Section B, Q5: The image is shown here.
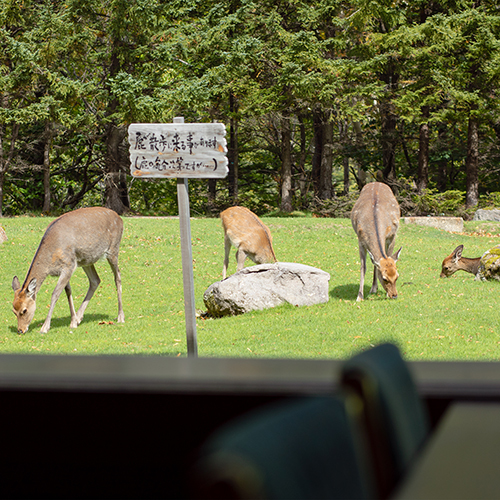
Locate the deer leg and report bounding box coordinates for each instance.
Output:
[223,236,232,279]
[370,266,379,295]
[236,247,247,272]
[107,255,125,323]
[41,271,74,333]
[74,264,101,326]
[357,245,366,302]
[64,282,79,328]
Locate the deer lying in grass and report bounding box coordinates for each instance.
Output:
[221,206,277,279]
[12,207,125,334]
[440,245,480,278]
[351,182,402,301]
[440,244,500,280]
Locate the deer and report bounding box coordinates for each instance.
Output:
[440,245,481,278]
[221,206,277,279]
[351,182,402,302]
[12,207,125,334]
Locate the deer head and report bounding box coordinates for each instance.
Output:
[440,245,463,278]
[12,277,37,334]
[368,247,402,299]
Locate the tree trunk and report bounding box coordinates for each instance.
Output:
[104,123,130,215]
[207,178,216,214]
[352,121,367,190]
[0,116,19,217]
[400,121,413,173]
[466,111,479,208]
[379,64,399,186]
[42,121,53,214]
[297,114,308,205]
[339,119,350,195]
[342,156,350,196]
[280,114,293,212]
[436,124,448,191]
[312,109,323,198]
[319,115,333,200]
[380,99,398,183]
[417,106,430,194]
[227,93,239,203]
[103,40,130,215]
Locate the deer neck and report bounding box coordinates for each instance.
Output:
[23,248,50,295]
[460,257,481,275]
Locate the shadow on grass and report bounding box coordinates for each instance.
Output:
[9,313,114,334]
[330,284,359,301]
[330,284,389,301]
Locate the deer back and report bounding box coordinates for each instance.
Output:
[351,183,400,259]
[351,183,401,295]
[24,207,123,283]
[221,206,276,263]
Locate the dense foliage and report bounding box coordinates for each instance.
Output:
[1,0,500,217]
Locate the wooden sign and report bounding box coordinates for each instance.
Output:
[128,122,228,178]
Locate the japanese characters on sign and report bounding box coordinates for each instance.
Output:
[128,123,228,179]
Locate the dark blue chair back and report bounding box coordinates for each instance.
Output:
[193,396,372,499]
[341,343,429,499]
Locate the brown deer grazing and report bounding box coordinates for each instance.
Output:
[440,245,481,278]
[351,182,402,301]
[221,206,277,279]
[12,207,125,334]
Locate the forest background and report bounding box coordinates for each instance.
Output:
[1,0,500,219]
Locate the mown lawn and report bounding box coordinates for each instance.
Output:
[0,214,499,361]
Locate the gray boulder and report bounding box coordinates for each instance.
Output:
[477,245,500,281]
[403,216,463,233]
[204,262,330,318]
[473,209,500,222]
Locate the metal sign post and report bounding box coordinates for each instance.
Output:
[128,118,228,357]
[176,175,197,357]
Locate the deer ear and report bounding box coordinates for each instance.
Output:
[367,250,379,267]
[12,276,20,292]
[27,278,37,298]
[393,246,402,262]
[452,245,463,262]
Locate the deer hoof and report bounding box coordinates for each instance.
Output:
[70,316,83,328]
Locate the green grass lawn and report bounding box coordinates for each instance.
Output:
[1,214,499,361]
